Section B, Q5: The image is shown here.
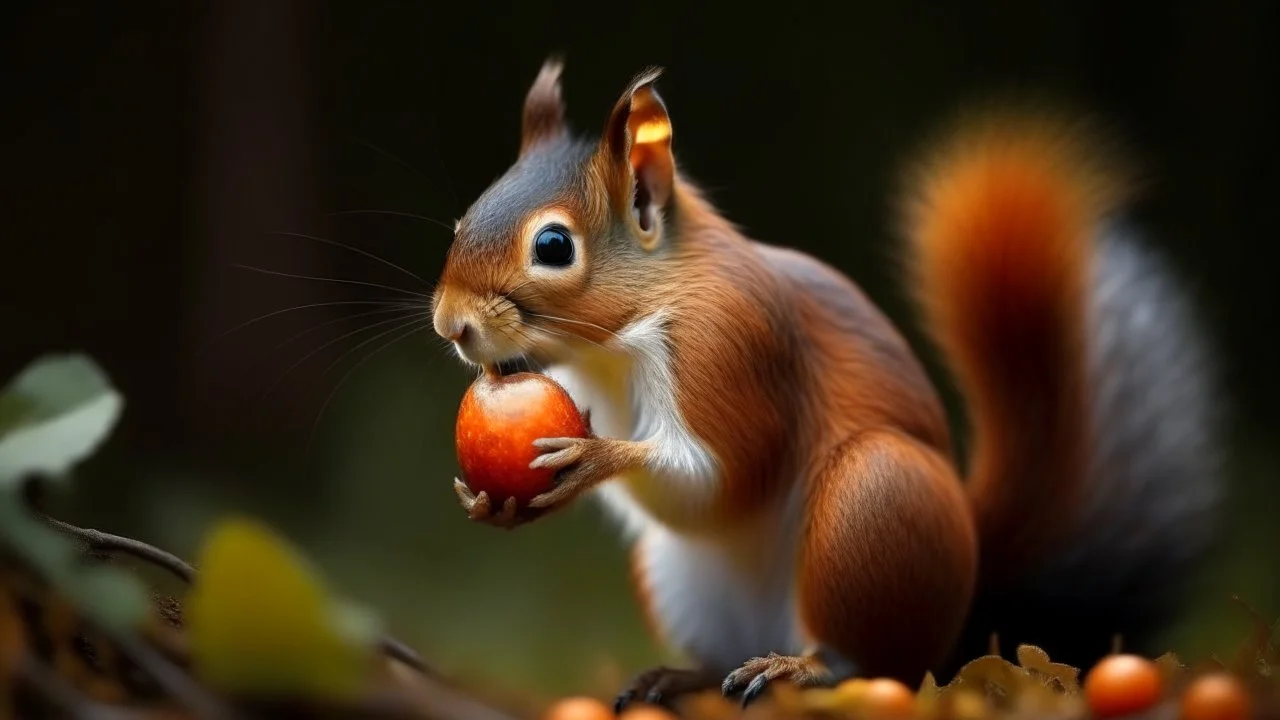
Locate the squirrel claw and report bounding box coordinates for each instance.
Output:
[527,437,591,509]
[453,477,476,503]
[527,481,580,509]
[453,478,521,528]
[722,653,833,708]
[529,437,586,471]
[615,666,718,713]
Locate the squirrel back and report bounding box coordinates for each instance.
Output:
[900,114,1224,672]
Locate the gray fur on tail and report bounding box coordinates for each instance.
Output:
[1055,221,1223,591]
[949,220,1226,674]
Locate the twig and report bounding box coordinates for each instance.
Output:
[34,509,436,677]
[381,636,430,674]
[39,515,196,583]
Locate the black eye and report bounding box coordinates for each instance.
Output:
[533,224,574,267]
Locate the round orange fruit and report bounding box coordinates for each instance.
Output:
[456,371,588,505]
[1180,672,1251,720]
[1084,654,1163,718]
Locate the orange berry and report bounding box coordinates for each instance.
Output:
[860,678,917,717]
[1180,672,1251,720]
[456,371,588,506]
[542,696,614,720]
[618,706,679,720]
[1084,654,1163,718]
[834,678,916,716]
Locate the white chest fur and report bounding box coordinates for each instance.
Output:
[543,312,806,669]
[543,312,720,535]
[633,487,806,671]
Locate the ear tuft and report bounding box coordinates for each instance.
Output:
[601,66,674,249]
[521,55,568,154]
[603,67,665,159]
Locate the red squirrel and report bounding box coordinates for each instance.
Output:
[432,59,1223,710]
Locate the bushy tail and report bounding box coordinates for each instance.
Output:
[899,113,1224,673]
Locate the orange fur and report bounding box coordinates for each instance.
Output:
[613,182,954,531]
[900,116,1125,583]
[799,430,977,682]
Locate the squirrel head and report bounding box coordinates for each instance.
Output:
[433,58,676,369]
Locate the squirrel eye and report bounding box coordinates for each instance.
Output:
[533,224,574,267]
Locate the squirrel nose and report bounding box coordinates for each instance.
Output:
[435,315,472,344]
[448,322,471,343]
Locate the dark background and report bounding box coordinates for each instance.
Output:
[1,0,1277,703]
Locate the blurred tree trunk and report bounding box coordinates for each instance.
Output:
[184,0,326,458]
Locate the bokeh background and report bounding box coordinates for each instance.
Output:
[1,0,1277,704]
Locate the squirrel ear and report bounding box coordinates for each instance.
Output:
[521,56,567,154]
[601,67,673,250]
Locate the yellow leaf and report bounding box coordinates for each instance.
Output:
[185,517,374,701]
[939,688,990,720]
[950,655,1029,707]
[1154,651,1189,691]
[1015,644,1080,693]
[917,671,940,699]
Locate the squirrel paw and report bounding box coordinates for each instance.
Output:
[722,653,834,707]
[614,666,720,713]
[452,478,522,529]
[526,437,609,509]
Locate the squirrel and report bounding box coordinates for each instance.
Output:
[432,58,1224,710]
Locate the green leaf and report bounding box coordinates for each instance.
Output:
[0,494,150,634]
[0,393,38,437]
[329,599,383,650]
[65,564,152,633]
[0,354,123,486]
[0,493,78,579]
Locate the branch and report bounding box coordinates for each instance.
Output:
[39,514,196,583]
[381,636,429,675]
[31,500,435,677]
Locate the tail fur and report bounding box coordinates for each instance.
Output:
[899,113,1224,673]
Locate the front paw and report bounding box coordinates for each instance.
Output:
[453,477,525,529]
[526,437,597,510]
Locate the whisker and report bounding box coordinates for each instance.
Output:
[201,299,419,350]
[305,318,433,456]
[505,321,576,367]
[517,318,609,353]
[271,304,427,353]
[268,230,431,285]
[348,132,459,218]
[254,309,429,409]
[504,278,535,297]
[232,263,431,299]
[318,311,432,378]
[326,209,455,235]
[418,334,453,378]
[524,311,622,341]
[350,136,433,188]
